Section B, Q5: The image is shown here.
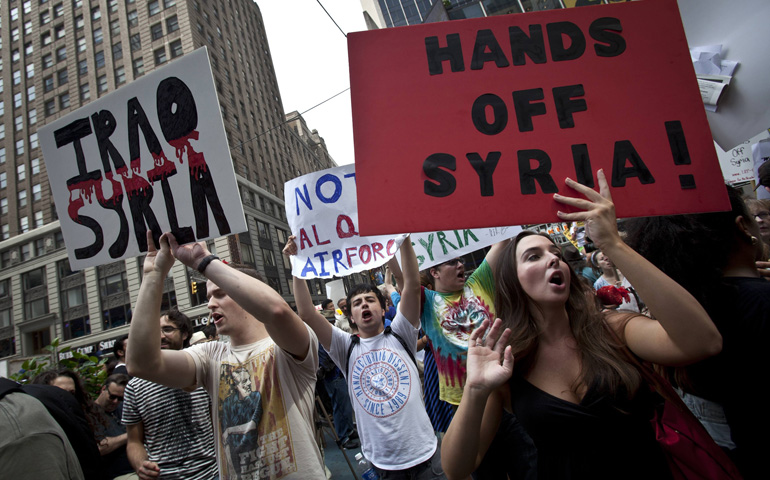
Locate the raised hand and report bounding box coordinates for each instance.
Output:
[166,233,211,270]
[465,318,514,395]
[282,234,298,257]
[553,169,622,252]
[142,231,175,277]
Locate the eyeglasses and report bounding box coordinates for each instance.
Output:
[441,258,465,267]
[754,211,770,220]
[160,326,180,335]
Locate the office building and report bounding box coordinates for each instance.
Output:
[0,0,336,366]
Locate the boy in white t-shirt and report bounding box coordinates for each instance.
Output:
[284,236,446,479]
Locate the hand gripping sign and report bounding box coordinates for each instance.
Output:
[349,0,729,236]
[284,165,407,279]
[39,47,246,270]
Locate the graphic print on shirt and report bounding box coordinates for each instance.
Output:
[217,348,296,480]
[351,347,412,418]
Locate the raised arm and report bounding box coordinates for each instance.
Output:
[283,235,334,350]
[443,319,512,478]
[484,238,512,274]
[386,257,404,292]
[167,234,309,359]
[554,169,722,366]
[397,236,421,328]
[127,232,197,388]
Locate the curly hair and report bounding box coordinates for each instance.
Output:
[494,231,641,399]
[32,367,105,438]
[163,307,193,348]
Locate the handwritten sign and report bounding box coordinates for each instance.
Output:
[405,226,522,270]
[39,48,246,270]
[284,165,407,279]
[349,0,729,236]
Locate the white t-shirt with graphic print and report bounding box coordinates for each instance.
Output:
[328,309,437,471]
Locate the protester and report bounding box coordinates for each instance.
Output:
[32,368,104,443]
[112,336,129,376]
[593,250,641,312]
[442,170,723,479]
[625,186,769,478]
[1,378,85,480]
[335,298,352,333]
[94,374,133,479]
[320,299,337,324]
[743,197,770,257]
[127,232,324,479]
[286,235,446,478]
[122,307,217,480]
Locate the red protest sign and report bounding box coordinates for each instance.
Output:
[349,0,728,236]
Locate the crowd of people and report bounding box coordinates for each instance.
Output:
[1,170,766,479]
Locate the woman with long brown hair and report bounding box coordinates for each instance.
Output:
[441,170,723,479]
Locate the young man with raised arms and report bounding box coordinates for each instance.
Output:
[127,231,324,480]
[285,236,446,479]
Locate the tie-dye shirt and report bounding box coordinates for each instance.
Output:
[421,260,496,405]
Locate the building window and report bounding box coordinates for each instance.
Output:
[257,220,270,239]
[91,6,101,21]
[77,37,86,52]
[98,74,108,93]
[166,15,179,33]
[45,99,56,116]
[262,248,276,267]
[14,92,23,109]
[108,0,117,13]
[32,158,41,175]
[26,63,35,79]
[16,139,25,156]
[25,298,49,319]
[130,33,141,51]
[127,10,138,27]
[43,53,54,68]
[30,133,39,150]
[151,23,163,40]
[33,184,42,201]
[95,50,105,68]
[78,59,88,75]
[56,46,67,62]
[61,285,86,308]
[19,190,28,208]
[112,41,123,60]
[0,173,5,189]
[28,85,36,101]
[13,70,22,86]
[75,15,84,29]
[148,0,160,16]
[170,39,183,58]
[34,210,44,227]
[63,316,91,340]
[93,27,103,45]
[110,19,120,36]
[55,24,66,39]
[163,0,175,8]
[80,82,90,101]
[154,47,167,65]
[100,271,127,297]
[132,57,144,77]
[59,93,70,109]
[0,198,7,215]
[0,147,4,164]
[29,108,37,125]
[25,41,35,56]
[15,116,24,132]
[57,68,68,85]
[44,75,55,91]
[41,11,51,25]
[54,3,64,17]
[115,66,125,85]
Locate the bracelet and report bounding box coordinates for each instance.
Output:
[196,255,220,274]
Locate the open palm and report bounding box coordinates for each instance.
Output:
[465,318,514,394]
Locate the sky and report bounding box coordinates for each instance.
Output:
[257,0,368,166]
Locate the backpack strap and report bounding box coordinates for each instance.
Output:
[384,326,418,369]
[345,334,361,375]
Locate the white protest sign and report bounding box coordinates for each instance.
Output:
[403,226,522,271]
[39,47,246,270]
[284,165,407,279]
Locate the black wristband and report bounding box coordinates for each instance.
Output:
[196,254,220,274]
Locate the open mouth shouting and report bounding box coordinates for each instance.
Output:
[210,312,224,325]
[548,271,565,287]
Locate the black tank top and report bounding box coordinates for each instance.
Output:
[509,376,673,480]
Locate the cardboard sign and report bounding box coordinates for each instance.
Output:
[349,0,729,236]
[39,48,246,270]
[405,226,522,271]
[284,165,407,279]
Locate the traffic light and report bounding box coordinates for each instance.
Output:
[191,281,197,294]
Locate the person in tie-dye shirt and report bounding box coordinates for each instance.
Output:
[420,241,510,406]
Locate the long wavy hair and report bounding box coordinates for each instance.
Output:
[33,367,105,437]
[494,231,641,398]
